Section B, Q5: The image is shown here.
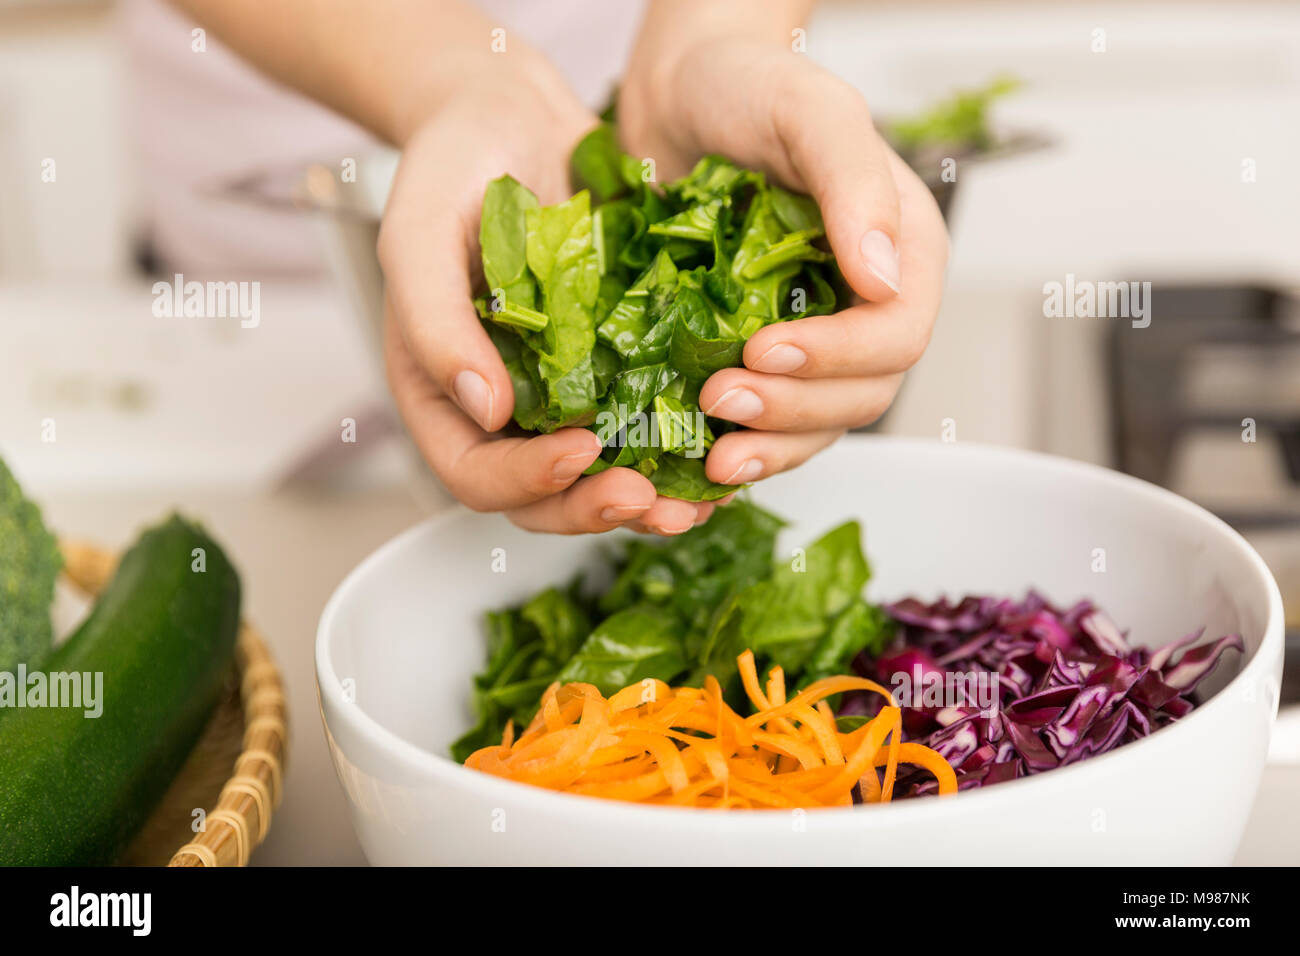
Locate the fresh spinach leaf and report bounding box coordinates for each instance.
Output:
[471,132,853,500]
[647,199,724,243]
[597,250,678,357]
[768,185,825,234]
[557,605,686,696]
[702,520,871,677]
[453,501,890,758]
[666,155,761,204]
[667,278,745,385]
[835,713,872,733]
[519,587,591,664]
[645,454,733,502]
[524,192,602,427]
[592,362,678,446]
[570,123,633,203]
[799,598,894,687]
[479,175,541,312]
[484,321,547,430]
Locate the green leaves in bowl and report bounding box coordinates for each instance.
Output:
[450,500,893,761]
[473,125,853,502]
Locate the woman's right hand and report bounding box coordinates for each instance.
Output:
[379,66,721,536]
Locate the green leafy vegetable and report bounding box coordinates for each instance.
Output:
[886,74,1020,155]
[645,455,731,502]
[519,587,591,663]
[478,175,540,316]
[556,606,686,695]
[0,456,61,674]
[699,520,871,681]
[473,124,854,501]
[449,500,893,760]
[800,599,893,687]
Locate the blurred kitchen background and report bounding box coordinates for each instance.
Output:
[2,0,1298,863]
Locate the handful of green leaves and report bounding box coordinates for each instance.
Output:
[474,124,852,503]
[451,500,892,761]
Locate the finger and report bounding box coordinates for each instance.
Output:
[742,307,927,379]
[505,468,658,534]
[744,152,949,379]
[626,498,721,536]
[624,496,708,536]
[386,317,604,510]
[700,367,902,432]
[378,197,513,433]
[773,66,902,302]
[704,429,846,485]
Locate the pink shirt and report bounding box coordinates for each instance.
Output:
[120,0,643,274]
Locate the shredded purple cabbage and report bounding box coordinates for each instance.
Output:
[843,592,1244,796]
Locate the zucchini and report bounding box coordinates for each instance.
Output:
[0,514,240,865]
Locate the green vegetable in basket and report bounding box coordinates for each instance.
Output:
[473,124,853,502]
[0,514,240,865]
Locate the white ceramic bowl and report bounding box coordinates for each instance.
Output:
[317,437,1283,865]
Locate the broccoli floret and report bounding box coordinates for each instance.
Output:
[0,457,61,673]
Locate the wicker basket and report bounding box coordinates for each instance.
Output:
[59,541,288,867]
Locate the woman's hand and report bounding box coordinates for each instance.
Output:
[169,0,719,534]
[380,66,724,535]
[619,1,949,487]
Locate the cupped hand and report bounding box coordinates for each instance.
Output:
[379,72,718,535]
[619,27,949,487]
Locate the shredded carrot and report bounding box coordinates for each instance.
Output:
[766,666,787,708]
[738,650,771,710]
[464,650,957,809]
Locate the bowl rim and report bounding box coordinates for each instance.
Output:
[315,436,1284,830]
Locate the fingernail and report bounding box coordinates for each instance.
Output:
[723,459,763,484]
[860,229,900,294]
[650,521,693,536]
[452,370,495,431]
[553,451,596,483]
[751,343,807,374]
[600,504,647,523]
[705,387,764,422]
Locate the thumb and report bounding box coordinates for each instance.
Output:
[377,207,515,434]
